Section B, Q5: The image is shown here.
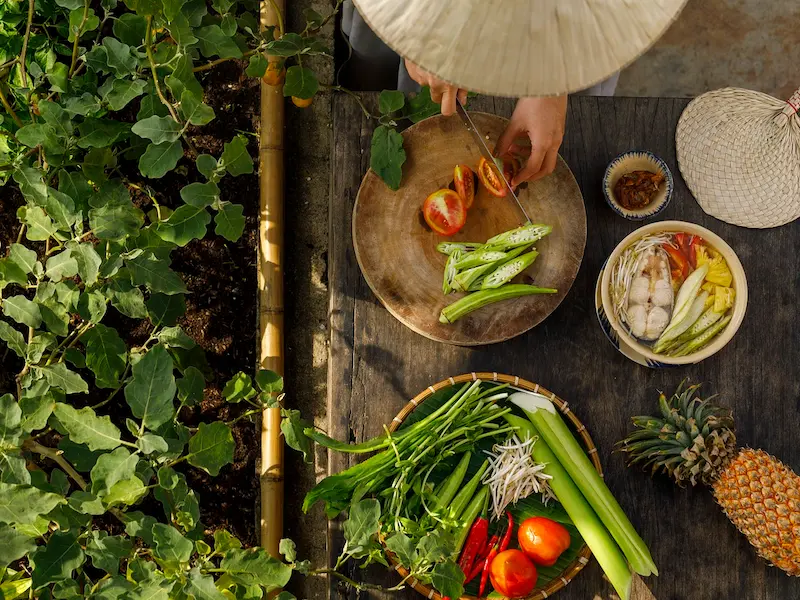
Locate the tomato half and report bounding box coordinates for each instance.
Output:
[422,189,466,236]
[452,164,476,209]
[489,549,538,598]
[477,157,516,198]
[663,243,690,282]
[518,517,571,567]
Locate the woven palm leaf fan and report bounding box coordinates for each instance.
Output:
[351,0,688,98]
[676,87,800,229]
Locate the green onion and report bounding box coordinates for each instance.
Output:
[439,284,557,324]
[505,414,633,600]
[508,392,658,577]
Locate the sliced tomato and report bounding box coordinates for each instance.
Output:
[489,549,538,598]
[663,243,690,281]
[422,189,466,236]
[451,164,476,209]
[518,517,571,567]
[477,156,514,198]
[673,232,691,256]
[688,236,704,269]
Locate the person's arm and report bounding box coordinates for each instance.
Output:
[404,59,467,116]
[494,96,567,185]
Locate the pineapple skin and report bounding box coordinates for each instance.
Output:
[712,448,800,576]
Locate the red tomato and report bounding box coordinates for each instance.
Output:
[452,164,476,209]
[688,236,704,269]
[662,243,689,281]
[489,549,537,598]
[422,189,466,236]
[673,232,691,256]
[517,517,571,567]
[477,157,516,198]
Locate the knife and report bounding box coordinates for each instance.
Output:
[455,99,532,224]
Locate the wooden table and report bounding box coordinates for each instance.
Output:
[326,94,800,599]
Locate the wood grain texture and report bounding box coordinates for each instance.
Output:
[327,94,800,600]
[353,112,586,345]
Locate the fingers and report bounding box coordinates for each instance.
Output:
[512,145,546,187]
[530,149,559,182]
[457,89,468,105]
[494,123,520,158]
[440,87,457,116]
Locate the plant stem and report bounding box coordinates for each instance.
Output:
[0,83,23,127]
[309,568,405,593]
[23,439,88,491]
[321,85,376,120]
[266,0,284,38]
[192,47,260,73]
[18,0,35,88]
[145,18,180,124]
[227,408,261,426]
[69,0,91,77]
[16,224,26,244]
[91,363,131,410]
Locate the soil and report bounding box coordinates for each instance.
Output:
[0,60,261,547]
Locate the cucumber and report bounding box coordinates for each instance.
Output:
[481,250,539,289]
[661,264,709,340]
[485,224,552,249]
[442,250,462,295]
[652,291,708,352]
[440,284,557,324]
[454,246,508,270]
[437,242,482,255]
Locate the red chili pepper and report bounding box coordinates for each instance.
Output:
[464,555,485,585]
[475,533,499,565]
[499,511,514,552]
[478,538,501,597]
[458,515,489,574]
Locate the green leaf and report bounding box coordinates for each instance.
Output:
[68,7,99,41]
[0,452,27,486]
[156,326,195,349]
[196,154,218,180]
[152,523,193,564]
[16,123,52,148]
[139,141,184,179]
[67,491,106,515]
[177,366,204,406]
[127,253,187,295]
[86,530,132,574]
[47,62,69,93]
[113,13,147,45]
[103,37,137,77]
[265,33,304,57]
[89,197,145,241]
[0,393,22,444]
[38,100,73,138]
[156,205,210,246]
[245,54,268,78]
[404,86,441,123]
[77,289,107,322]
[255,370,283,393]
[281,409,313,463]
[77,118,131,148]
[8,244,38,275]
[222,372,256,403]
[90,447,138,497]
[283,65,318,99]
[165,54,203,100]
[186,422,234,476]
[185,568,226,600]
[146,293,185,327]
[137,434,169,455]
[63,93,101,117]
[124,345,176,430]
[0,524,35,568]
[38,364,88,394]
[106,279,147,318]
[57,437,101,472]
[131,115,183,144]
[51,403,121,450]
[220,135,253,176]
[83,147,118,181]
[213,529,241,553]
[180,182,219,208]
[137,92,170,120]
[45,249,79,281]
[36,294,69,337]
[20,390,57,434]
[214,203,245,242]
[0,483,64,525]
[44,188,79,231]
[85,45,110,74]
[370,125,406,191]
[195,25,242,59]
[379,90,405,115]
[68,242,102,286]
[83,324,127,389]
[102,78,147,111]
[3,296,42,328]
[102,477,147,507]
[430,561,465,599]
[385,532,416,567]
[220,547,292,590]
[0,259,27,290]
[63,347,85,368]
[0,322,26,359]
[279,538,297,563]
[124,512,157,545]
[13,167,48,205]
[180,90,215,126]
[343,498,381,554]
[19,206,57,242]
[30,531,85,589]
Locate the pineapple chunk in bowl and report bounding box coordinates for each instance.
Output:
[599,221,748,366]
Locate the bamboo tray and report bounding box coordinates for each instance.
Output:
[353,113,587,346]
[385,373,601,600]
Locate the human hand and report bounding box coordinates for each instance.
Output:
[495,96,568,185]
[404,59,468,117]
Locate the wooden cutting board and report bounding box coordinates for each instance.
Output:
[353,112,587,346]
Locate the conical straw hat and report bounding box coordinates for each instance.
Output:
[351,0,688,97]
[676,86,800,229]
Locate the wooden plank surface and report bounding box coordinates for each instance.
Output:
[327,93,800,600]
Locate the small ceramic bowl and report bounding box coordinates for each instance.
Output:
[603,151,673,220]
[599,221,748,366]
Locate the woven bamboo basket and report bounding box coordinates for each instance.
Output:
[385,373,601,600]
[676,85,800,229]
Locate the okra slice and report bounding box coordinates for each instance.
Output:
[485,224,552,250]
[439,284,557,324]
[454,262,496,292]
[454,246,508,270]
[668,314,732,357]
[442,250,462,295]
[437,242,482,255]
[481,250,539,290]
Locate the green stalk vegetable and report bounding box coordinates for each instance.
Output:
[453,262,497,292]
[669,314,731,357]
[509,392,658,577]
[437,242,481,255]
[659,263,709,341]
[439,284,557,324]
[447,460,488,520]
[431,452,472,514]
[455,247,508,270]
[453,487,489,554]
[652,291,708,352]
[481,250,539,289]
[443,249,462,295]
[485,223,552,249]
[505,414,633,600]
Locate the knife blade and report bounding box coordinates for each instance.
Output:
[455,99,531,223]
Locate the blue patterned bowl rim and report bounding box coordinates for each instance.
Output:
[602,150,674,221]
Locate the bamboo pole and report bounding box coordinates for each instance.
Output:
[259,0,285,559]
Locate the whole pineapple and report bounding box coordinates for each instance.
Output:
[618,382,800,576]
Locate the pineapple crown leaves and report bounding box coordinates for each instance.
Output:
[617,381,738,487]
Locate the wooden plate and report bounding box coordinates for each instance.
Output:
[353,113,587,346]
